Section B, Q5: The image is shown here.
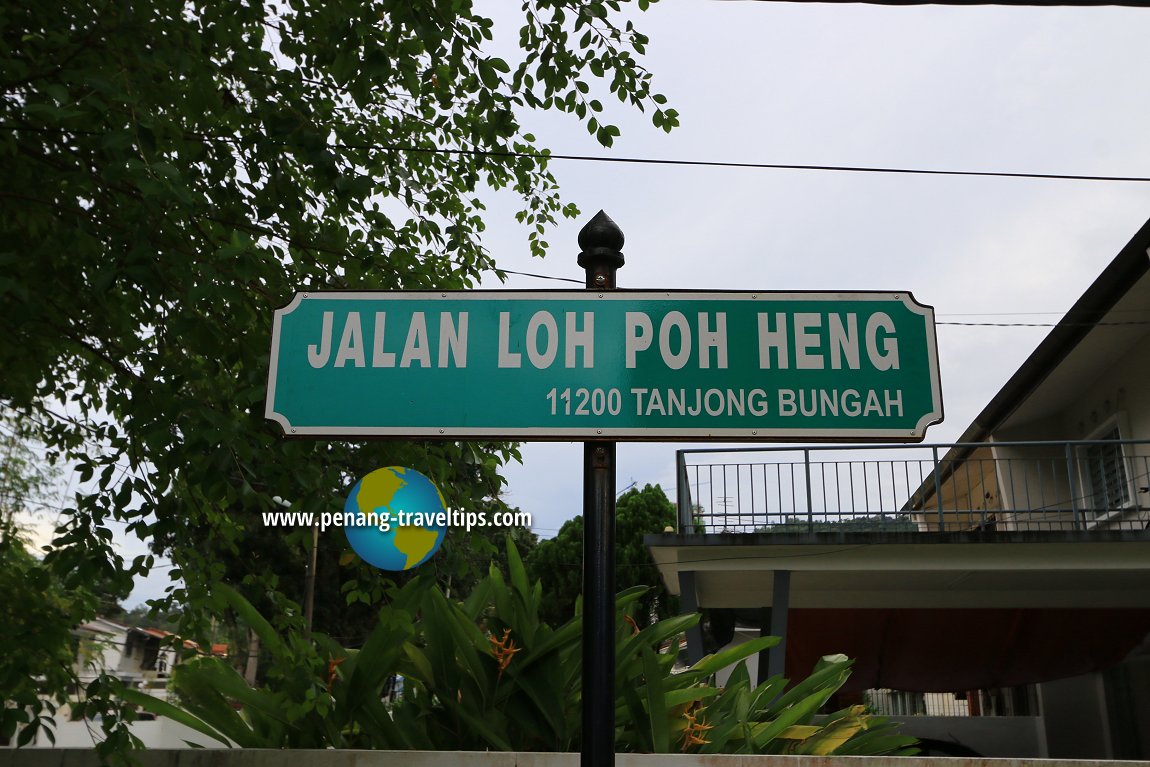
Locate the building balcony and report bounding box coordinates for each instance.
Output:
[675,439,1150,538]
[648,439,1150,725]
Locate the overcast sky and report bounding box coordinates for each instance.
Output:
[469,1,1150,539]
[36,2,1149,604]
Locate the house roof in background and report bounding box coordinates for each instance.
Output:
[76,617,129,635]
[81,618,229,657]
[959,214,1150,441]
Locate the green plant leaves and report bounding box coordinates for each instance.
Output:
[3,0,678,746]
[116,538,911,756]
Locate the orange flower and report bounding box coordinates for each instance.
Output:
[488,627,522,678]
[325,657,346,692]
[681,703,715,751]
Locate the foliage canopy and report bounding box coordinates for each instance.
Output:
[1,0,676,741]
[527,483,677,627]
[0,410,131,747]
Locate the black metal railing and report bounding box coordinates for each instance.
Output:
[675,440,1150,534]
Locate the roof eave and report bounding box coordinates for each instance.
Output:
[959,214,1150,444]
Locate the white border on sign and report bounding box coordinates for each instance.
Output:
[264,290,944,443]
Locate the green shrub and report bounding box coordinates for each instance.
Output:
[117,541,915,755]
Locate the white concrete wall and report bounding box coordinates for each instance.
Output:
[1060,332,1150,444]
[889,715,1046,759]
[1057,333,1150,529]
[989,441,1076,530]
[988,331,1150,531]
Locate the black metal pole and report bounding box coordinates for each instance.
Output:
[578,211,623,767]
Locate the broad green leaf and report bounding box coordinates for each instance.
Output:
[640,644,669,752]
[115,685,232,747]
[212,583,289,661]
[684,635,780,679]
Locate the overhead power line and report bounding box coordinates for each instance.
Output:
[497,269,581,285]
[358,144,1150,185]
[937,319,1150,328]
[8,122,1150,328]
[4,124,1150,184]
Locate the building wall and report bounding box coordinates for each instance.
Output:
[1103,650,1150,760]
[1059,333,1150,530]
[74,625,126,685]
[992,330,1150,757]
[1060,331,1150,443]
[1038,672,1112,760]
[909,446,1002,532]
[988,441,1075,532]
[986,331,1150,531]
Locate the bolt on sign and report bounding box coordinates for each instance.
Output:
[265,290,943,441]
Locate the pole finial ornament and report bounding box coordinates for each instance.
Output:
[578,210,625,272]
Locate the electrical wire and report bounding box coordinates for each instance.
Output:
[5,123,1150,184]
[7,122,1150,312]
[937,319,1150,327]
[495,269,581,285]
[490,270,1150,327]
[342,143,1150,185]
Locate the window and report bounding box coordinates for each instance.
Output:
[1079,423,1131,517]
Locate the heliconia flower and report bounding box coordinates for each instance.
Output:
[488,627,521,678]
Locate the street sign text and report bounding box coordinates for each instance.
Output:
[266,291,943,441]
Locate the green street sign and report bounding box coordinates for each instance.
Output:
[265,290,943,441]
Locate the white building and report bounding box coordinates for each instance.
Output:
[649,214,1150,759]
[8,618,228,749]
[73,618,184,698]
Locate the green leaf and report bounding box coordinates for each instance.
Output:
[767,654,852,713]
[686,635,780,678]
[212,582,290,661]
[641,644,670,752]
[506,536,531,603]
[165,662,263,747]
[2,0,683,749]
[115,684,232,747]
